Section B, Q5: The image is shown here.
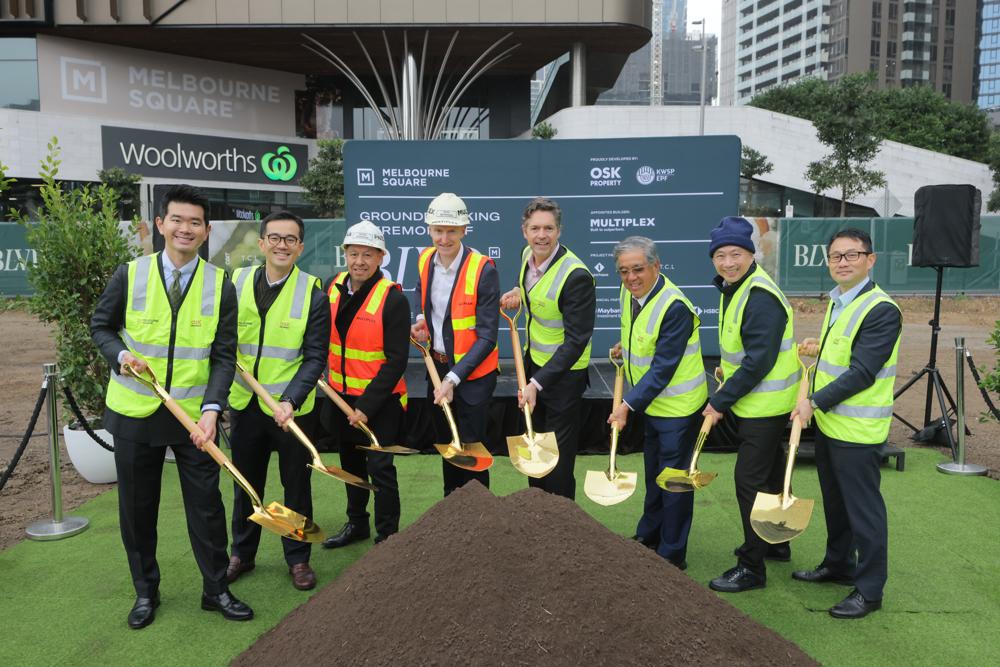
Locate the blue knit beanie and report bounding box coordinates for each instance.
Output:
[708,216,755,256]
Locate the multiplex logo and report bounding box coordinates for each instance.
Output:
[61,57,107,104]
[357,168,375,186]
[590,166,622,187]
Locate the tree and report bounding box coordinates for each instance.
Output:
[986,133,1000,213]
[299,139,344,218]
[98,167,142,219]
[805,74,886,217]
[531,121,558,140]
[740,146,773,214]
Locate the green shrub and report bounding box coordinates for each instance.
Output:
[15,138,140,420]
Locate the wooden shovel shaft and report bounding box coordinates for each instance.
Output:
[609,364,624,475]
[782,363,812,499]
[316,379,382,446]
[412,339,463,447]
[236,363,321,461]
[501,308,539,435]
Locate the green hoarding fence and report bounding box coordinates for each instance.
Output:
[777,216,1000,295]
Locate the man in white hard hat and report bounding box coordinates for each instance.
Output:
[320,221,411,548]
[410,193,500,495]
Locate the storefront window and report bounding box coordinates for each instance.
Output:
[0,38,40,111]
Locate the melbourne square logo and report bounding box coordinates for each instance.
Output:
[101,126,308,185]
[61,57,107,104]
[357,168,375,186]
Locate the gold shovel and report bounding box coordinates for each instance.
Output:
[656,368,724,493]
[584,353,637,505]
[234,362,376,492]
[750,357,815,544]
[499,306,559,478]
[123,363,324,543]
[410,337,493,472]
[316,379,419,455]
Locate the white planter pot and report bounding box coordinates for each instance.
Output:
[63,425,117,484]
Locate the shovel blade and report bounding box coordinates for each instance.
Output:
[750,492,815,544]
[435,442,493,472]
[250,502,325,544]
[506,432,559,479]
[356,444,419,455]
[656,466,717,493]
[584,469,638,506]
[309,463,377,492]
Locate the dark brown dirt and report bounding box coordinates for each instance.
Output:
[232,483,818,667]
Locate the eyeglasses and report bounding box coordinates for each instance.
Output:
[618,264,651,278]
[264,234,301,248]
[826,251,871,264]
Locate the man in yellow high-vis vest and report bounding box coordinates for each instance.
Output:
[792,228,900,619]
[411,193,500,496]
[91,185,250,629]
[500,197,596,500]
[609,237,708,570]
[224,212,330,592]
[703,217,800,594]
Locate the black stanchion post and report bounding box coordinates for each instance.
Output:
[25,363,90,541]
[937,339,988,476]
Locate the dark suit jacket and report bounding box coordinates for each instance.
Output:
[90,255,237,446]
[520,244,596,389]
[414,245,500,404]
[810,280,902,412]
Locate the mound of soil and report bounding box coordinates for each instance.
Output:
[233,483,817,667]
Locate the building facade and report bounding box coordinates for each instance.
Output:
[978,0,1000,120]
[720,0,976,107]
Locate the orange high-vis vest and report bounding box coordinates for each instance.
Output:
[417,247,499,381]
[327,273,408,409]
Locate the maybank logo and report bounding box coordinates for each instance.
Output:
[261,146,297,181]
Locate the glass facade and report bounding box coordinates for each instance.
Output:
[978,0,1000,110]
[0,37,40,111]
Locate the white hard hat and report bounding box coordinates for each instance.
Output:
[342,220,387,252]
[425,192,470,226]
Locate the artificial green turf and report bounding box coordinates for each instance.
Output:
[1,448,998,666]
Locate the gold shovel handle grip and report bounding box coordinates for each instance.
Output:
[500,307,528,390]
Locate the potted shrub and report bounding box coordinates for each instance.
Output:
[15,139,140,483]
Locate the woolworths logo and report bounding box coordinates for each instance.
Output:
[261,146,297,181]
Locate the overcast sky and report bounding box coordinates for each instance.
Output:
[687,0,723,38]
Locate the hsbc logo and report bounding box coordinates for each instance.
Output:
[590,166,622,187]
[61,57,107,104]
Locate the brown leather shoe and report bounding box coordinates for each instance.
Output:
[226,556,255,584]
[289,562,316,591]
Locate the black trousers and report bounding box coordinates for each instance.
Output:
[327,397,403,538]
[113,436,229,597]
[731,412,791,575]
[525,362,588,500]
[814,428,888,601]
[428,359,495,496]
[229,402,314,566]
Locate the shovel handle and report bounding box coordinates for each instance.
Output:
[500,307,528,390]
[411,337,463,449]
[316,379,382,447]
[781,361,814,497]
[235,363,321,461]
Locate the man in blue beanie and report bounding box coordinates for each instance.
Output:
[704,216,799,593]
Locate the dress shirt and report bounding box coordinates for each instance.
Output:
[828,277,871,326]
[524,243,561,293]
[414,247,464,387]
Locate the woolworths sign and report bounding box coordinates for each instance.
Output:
[101,126,308,185]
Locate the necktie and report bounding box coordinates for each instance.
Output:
[169,269,183,308]
[631,297,641,321]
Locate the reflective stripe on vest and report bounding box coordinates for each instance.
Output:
[327,272,408,409]
[813,286,901,444]
[417,247,499,381]
[228,265,319,416]
[105,253,223,420]
[621,276,708,418]
[718,265,799,418]
[518,246,593,370]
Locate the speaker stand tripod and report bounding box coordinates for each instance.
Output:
[892,266,968,457]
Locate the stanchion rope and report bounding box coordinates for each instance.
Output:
[0,382,48,493]
[61,386,114,453]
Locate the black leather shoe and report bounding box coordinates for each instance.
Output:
[792,565,854,586]
[631,534,657,550]
[732,543,791,561]
[322,522,370,549]
[668,558,688,571]
[709,566,766,593]
[127,593,160,629]
[829,589,882,619]
[374,533,392,545]
[201,590,254,621]
[226,555,255,584]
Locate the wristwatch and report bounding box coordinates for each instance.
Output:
[809,398,819,410]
